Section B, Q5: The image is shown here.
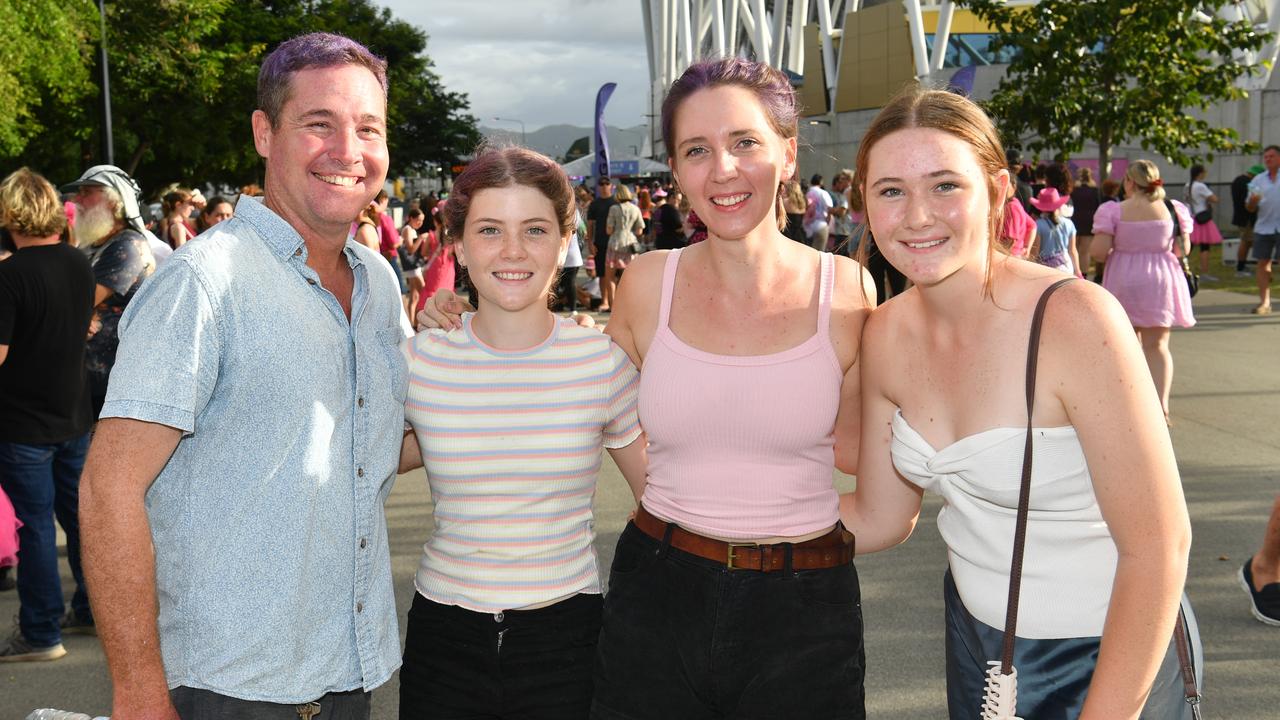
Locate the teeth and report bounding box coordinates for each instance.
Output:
[315,174,358,186]
[906,238,945,249]
[494,272,533,280]
[711,193,750,206]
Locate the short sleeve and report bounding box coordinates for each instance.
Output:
[1092,202,1120,236]
[99,257,221,434]
[602,342,641,449]
[1065,218,1077,238]
[1192,182,1213,205]
[1171,200,1193,236]
[92,235,151,295]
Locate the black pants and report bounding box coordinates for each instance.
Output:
[170,686,370,720]
[591,522,866,720]
[400,592,602,719]
[558,266,579,313]
[594,241,608,278]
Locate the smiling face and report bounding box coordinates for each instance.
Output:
[864,127,1006,287]
[669,84,795,242]
[456,185,569,317]
[252,64,388,244]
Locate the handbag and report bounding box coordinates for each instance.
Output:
[1165,200,1198,297]
[981,277,1202,720]
[1193,208,1212,225]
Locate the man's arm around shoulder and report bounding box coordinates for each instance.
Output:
[81,418,184,720]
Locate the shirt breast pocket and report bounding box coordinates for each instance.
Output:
[376,327,409,403]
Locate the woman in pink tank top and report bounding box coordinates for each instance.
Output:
[421,58,876,720]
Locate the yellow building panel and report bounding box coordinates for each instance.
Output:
[799,23,829,117]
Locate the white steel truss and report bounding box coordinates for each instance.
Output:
[641,0,1280,142]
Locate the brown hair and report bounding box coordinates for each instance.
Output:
[442,145,575,243]
[854,85,1009,293]
[0,167,67,238]
[161,188,193,216]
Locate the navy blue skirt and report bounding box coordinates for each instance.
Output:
[943,570,1201,720]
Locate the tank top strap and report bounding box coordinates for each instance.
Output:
[817,251,834,335]
[658,248,683,328]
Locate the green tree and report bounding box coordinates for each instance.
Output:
[962,0,1270,172]
[0,0,96,164]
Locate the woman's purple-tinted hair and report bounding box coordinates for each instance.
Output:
[660,57,799,230]
[258,32,388,127]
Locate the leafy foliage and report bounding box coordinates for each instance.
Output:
[1,0,479,195]
[961,0,1270,170]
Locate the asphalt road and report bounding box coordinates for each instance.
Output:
[2,287,1277,719]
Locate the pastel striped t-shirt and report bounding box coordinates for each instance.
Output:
[404,313,642,612]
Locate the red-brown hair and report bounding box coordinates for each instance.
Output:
[443,145,575,242]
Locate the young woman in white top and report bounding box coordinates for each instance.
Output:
[842,87,1194,719]
[1185,164,1223,279]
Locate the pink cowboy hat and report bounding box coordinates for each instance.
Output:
[1029,187,1070,213]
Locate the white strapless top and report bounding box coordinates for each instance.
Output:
[890,409,1117,638]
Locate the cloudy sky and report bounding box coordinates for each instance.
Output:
[381,0,652,130]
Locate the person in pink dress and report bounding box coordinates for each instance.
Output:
[415,207,455,318]
[1091,159,1195,424]
[0,486,18,590]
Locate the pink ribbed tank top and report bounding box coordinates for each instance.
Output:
[638,248,843,540]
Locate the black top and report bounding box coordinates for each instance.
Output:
[587,197,616,249]
[1069,185,1102,235]
[0,243,95,443]
[653,203,685,250]
[1231,174,1257,228]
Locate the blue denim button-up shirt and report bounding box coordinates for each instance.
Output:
[102,196,411,702]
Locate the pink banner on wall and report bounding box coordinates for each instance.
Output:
[1069,158,1128,182]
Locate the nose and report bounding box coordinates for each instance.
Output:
[902,191,933,230]
[499,232,528,260]
[710,148,738,183]
[328,126,363,167]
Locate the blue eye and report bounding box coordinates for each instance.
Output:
[935,182,958,192]
[737,137,760,149]
[684,146,707,158]
[878,187,903,198]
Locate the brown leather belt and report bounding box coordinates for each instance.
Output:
[632,505,854,572]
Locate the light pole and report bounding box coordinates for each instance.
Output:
[97,0,114,165]
[493,116,526,146]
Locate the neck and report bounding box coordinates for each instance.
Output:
[262,182,350,268]
[13,232,62,249]
[702,222,792,291]
[470,304,556,351]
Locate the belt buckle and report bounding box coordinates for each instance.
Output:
[726,542,759,570]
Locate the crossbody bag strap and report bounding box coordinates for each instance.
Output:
[999,277,1076,675]
[1174,606,1203,718]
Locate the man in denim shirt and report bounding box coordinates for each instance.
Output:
[79,33,411,720]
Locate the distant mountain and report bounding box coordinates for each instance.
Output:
[479,124,653,162]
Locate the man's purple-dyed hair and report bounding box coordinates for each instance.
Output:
[257,32,388,127]
[660,57,799,160]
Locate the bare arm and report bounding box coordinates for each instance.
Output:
[1051,285,1191,720]
[838,308,924,553]
[0,343,7,366]
[355,225,379,253]
[80,418,184,720]
[1091,231,1114,264]
[832,263,876,475]
[95,284,114,308]
[1068,229,1081,277]
[607,434,648,505]
[398,428,423,474]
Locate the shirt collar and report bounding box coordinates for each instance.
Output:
[234,195,365,268]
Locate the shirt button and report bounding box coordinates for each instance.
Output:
[306,278,317,285]
[357,396,365,408]
[494,612,504,622]
[357,467,364,478]
[356,602,364,613]
[359,537,367,549]
[294,248,302,257]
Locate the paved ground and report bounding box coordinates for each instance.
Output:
[3,287,1278,719]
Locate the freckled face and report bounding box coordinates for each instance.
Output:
[863,127,1005,287]
[670,85,796,241]
[455,185,568,316]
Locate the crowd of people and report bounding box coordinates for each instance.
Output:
[0,29,1278,720]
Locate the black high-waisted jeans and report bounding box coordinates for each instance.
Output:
[591,521,866,720]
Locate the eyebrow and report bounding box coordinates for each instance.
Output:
[871,169,962,188]
[677,129,756,150]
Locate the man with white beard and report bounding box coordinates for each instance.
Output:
[60,166,155,419]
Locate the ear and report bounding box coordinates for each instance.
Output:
[251,110,273,160]
[557,232,570,266]
[782,135,798,183]
[668,158,679,190]
[453,239,467,268]
[992,167,1011,204]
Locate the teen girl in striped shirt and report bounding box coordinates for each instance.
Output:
[396,146,646,719]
